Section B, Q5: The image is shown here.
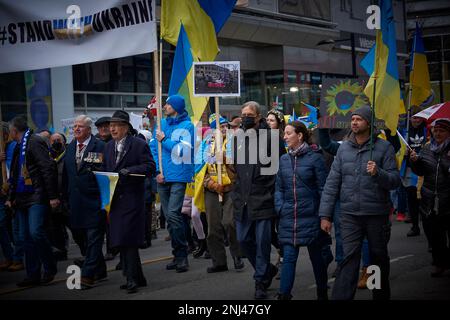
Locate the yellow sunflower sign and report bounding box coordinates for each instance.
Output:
[319,78,383,129]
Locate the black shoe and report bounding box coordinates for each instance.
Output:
[193,239,207,258]
[277,293,293,300]
[254,282,267,300]
[17,278,41,287]
[166,258,178,270]
[73,258,85,268]
[233,257,245,270]
[115,261,122,271]
[263,263,278,290]
[207,265,228,273]
[176,257,189,273]
[204,250,211,259]
[407,228,420,237]
[120,278,147,290]
[126,280,139,294]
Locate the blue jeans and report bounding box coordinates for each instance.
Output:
[81,227,106,278]
[158,182,188,258]
[235,206,272,284]
[17,204,56,279]
[280,243,328,295]
[0,202,13,261]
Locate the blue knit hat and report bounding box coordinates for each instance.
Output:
[166,94,186,114]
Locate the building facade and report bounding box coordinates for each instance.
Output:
[0,0,410,134]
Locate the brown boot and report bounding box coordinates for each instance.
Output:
[357,267,369,289]
[0,260,13,271]
[8,262,24,272]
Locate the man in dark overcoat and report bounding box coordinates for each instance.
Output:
[64,115,106,289]
[102,110,155,294]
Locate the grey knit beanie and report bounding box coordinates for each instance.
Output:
[351,105,373,124]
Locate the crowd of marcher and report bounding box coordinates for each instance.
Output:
[0,94,449,300]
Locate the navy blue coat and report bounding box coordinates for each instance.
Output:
[64,135,105,229]
[275,146,329,246]
[102,135,155,248]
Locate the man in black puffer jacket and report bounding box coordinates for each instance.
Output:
[232,101,282,300]
[6,116,59,287]
[410,118,450,277]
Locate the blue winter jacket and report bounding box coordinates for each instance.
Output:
[275,146,329,246]
[150,112,194,183]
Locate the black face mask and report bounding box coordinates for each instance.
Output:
[241,116,256,130]
[51,141,64,153]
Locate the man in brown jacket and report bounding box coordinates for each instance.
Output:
[203,114,243,273]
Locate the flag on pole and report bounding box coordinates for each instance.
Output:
[162,0,237,124]
[409,22,433,108]
[93,171,119,220]
[167,25,209,123]
[360,0,405,135]
[161,0,236,61]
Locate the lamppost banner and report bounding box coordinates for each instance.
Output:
[0,0,157,73]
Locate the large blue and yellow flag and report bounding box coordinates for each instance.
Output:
[409,22,433,108]
[94,171,119,220]
[168,25,209,124]
[162,0,237,124]
[360,0,405,135]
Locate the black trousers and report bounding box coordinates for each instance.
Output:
[332,214,391,300]
[406,186,432,244]
[120,247,146,283]
[430,214,450,268]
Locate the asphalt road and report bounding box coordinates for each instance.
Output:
[0,217,449,300]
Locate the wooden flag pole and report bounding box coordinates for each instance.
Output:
[153,42,163,175]
[369,77,377,161]
[214,97,223,202]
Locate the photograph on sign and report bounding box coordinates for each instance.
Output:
[318,78,384,129]
[193,61,240,97]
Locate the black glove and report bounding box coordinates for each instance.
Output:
[119,168,130,176]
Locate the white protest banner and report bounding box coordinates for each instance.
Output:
[0,0,157,73]
[130,112,143,131]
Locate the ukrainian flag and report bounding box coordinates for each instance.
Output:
[192,128,211,213]
[360,0,405,135]
[93,171,119,220]
[409,22,433,108]
[168,25,209,124]
[162,0,237,124]
[161,0,237,61]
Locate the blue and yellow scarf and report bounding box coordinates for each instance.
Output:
[16,129,34,193]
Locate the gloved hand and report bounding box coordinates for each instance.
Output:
[119,168,130,176]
